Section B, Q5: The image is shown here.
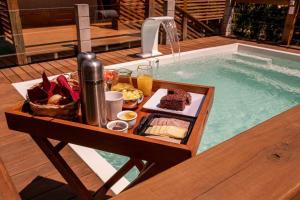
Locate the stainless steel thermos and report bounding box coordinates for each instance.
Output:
[77,53,107,127]
[77,52,96,123]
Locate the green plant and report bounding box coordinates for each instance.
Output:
[231,3,288,43]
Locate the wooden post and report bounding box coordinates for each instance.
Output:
[282,0,300,45]
[112,0,120,30]
[163,0,175,17]
[181,14,188,40]
[7,0,27,65]
[221,0,236,36]
[162,0,176,44]
[74,4,92,53]
[145,0,155,18]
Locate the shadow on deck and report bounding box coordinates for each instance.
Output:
[20,176,112,200]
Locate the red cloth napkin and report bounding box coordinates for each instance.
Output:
[57,75,80,102]
[42,72,60,98]
[27,72,80,105]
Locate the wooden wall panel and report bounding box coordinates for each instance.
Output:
[17,0,97,28]
[236,0,289,5]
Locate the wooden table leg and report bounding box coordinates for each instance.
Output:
[133,159,145,172]
[123,162,168,191]
[93,158,148,199]
[94,158,136,199]
[32,136,93,200]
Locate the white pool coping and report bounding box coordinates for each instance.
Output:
[11,43,300,194]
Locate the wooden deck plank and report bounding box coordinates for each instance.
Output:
[0,68,22,83]
[0,71,10,83]
[10,67,33,81]
[36,62,62,75]
[113,105,300,200]
[96,54,116,65]
[20,65,42,79]
[47,61,71,74]
[54,60,77,72]
[0,158,20,200]
[29,63,53,76]
[101,51,135,63]
[99,54,127,64]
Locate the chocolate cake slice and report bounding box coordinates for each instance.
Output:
[168,88,192,105]
[159,94,186,111]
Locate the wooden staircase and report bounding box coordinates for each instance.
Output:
[118,0,226,40]
[176,0,226,22]
[0,0,13,44]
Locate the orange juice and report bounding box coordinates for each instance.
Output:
[137,74,153,96]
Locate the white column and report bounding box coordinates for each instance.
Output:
[75,4,92,52]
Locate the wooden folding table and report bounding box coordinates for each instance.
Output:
[5,79,214,200]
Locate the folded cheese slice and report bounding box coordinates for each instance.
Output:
[145,125,187,139]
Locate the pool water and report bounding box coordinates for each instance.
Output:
[98,52,300,181]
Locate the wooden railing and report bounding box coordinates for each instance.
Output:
[176,0,226,21]
[176,5,215,40]
[118,0,219,40]
[0,0,13,43]
[155,0,215,40]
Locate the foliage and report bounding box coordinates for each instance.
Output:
[292,14,300,44]
[231,3,288,43]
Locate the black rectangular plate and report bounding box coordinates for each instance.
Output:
[134,113,196,144]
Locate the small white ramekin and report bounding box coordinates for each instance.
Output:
[106,120,128,133]
[117,110,137,128]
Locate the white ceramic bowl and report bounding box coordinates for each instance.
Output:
[117,110,137,128]
[106,120,128,133]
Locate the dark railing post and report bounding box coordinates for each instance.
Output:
[112,0,120,30]
[7,0,27,65]
[145,0,155,18]
[181,13,188,40]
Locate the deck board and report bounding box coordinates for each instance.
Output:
[112,105,300,200]
[20,65,42,79]
[0,36,299,199]
[29,63,53,76]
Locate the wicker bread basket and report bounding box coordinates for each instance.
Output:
[28,79,79,120]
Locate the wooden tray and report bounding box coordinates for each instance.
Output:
[5,78,214,198]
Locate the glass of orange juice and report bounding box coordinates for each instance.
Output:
[137,65,153,96]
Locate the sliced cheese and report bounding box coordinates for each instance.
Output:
[165,126,186,139]
[145,127,152,134]
[145,125,187,139]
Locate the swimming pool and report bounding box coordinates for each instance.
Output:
[95,43,300,184]
[12,43,300,193]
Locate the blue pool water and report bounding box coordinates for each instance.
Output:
[98,51,300,181]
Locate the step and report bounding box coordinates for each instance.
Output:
[25,35,141,57]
